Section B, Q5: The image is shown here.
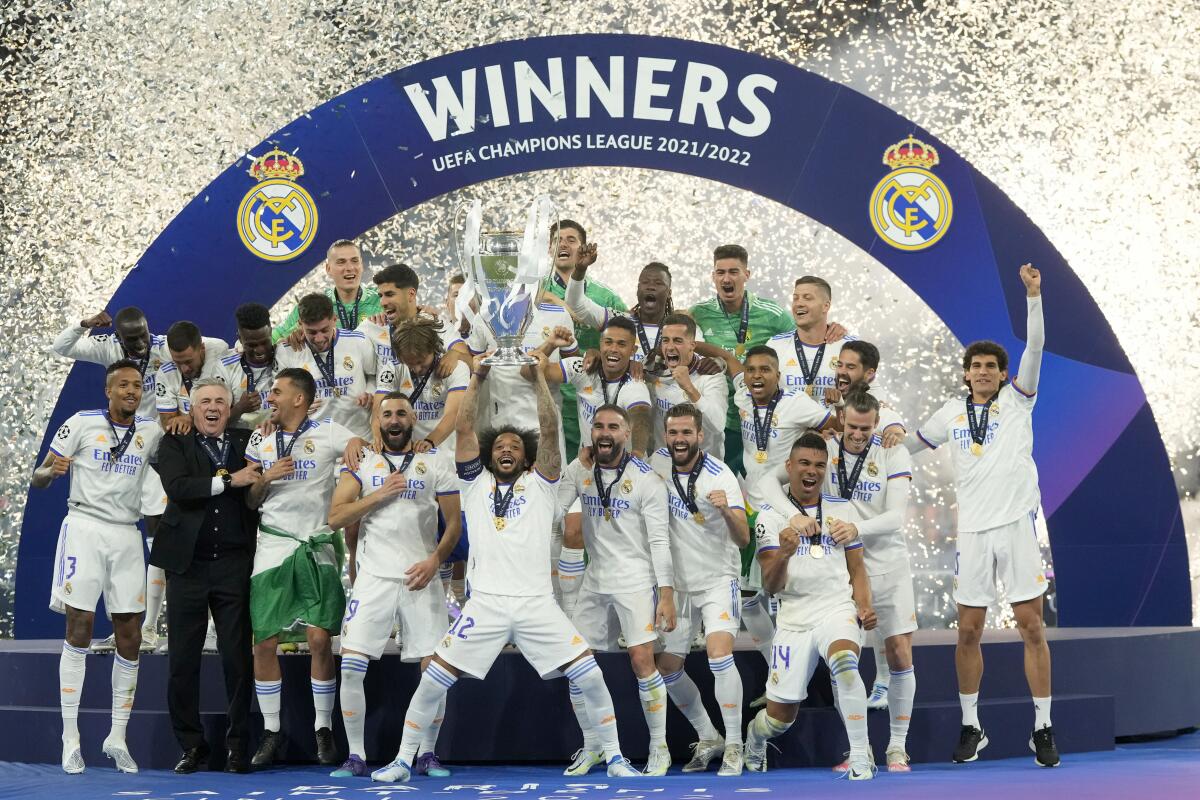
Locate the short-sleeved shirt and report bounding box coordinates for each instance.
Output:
[457,458,561,597]
[555,456,670,594]
[915,383,1038,532]
[51,326,172,419]
[755,494,863,631]
[375,360,469,449]
[343,448,458,580]
[648,360,729,460]
[272,285,382,343]
[244,418,357,535]
[558,357,652,447]
[360,316,464,376]
[650,449,745,593]
[732,374,831,507]
[214,351,278,430]
[49,410,163,524]
[275,330,378,437]
[766,332,854,407]
[825,434,912,576]
[154,343,234,417]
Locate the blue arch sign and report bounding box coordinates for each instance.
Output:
[17,34,1188,635]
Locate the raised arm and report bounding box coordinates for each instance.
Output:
[52,311,115,364]
[529,350,561,480]
[564,275,607,329]
[1013,263,1044,396]
[455,355,487,465]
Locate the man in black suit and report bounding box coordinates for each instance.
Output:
[151,377,261,773]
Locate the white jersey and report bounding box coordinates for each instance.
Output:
[755,494,864,631]
[49,410,163,524]
[466,302,576,431]
[376,359,469,449]
[359,316,463,373]
[648,359,728,460]
[555,456,672,594]
[916,382,1038,532]
[650,449,745,593]
[866,384,907,435]
[346,447,458,580]
[559,357,652,447]
[244,417,357,535]
[825,434,913,576]
[153,341,235,417]
[214,351,278,430]
[276,330,378,437]
[457,458,562,597]
[767,331,853,406]
[733,373,831,507]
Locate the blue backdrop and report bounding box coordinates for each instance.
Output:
[16,34,1189,636]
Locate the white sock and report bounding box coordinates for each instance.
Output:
[960,691,980,729]
[741,596,775,664]
[144,565,167,633]
[873,632,890,688]
[312,677,337,731]
[567,656,622,762]
[340,655,369,758]
[256,679,282,732]
[59,642,87,743]
[888,667,916,751]
[557,547,585,615]
[663,668,719,741]
[419,694,447,755]
[450,579,466,603]
[708,656,743,745]
[829,650,869,760]
[1033,695,1052,730]
[638,671,667,747]
[110,653,139,740]
[397,663,456,767]
[438,562,454,586]
[748,709,792,741]
[569,680,600,752]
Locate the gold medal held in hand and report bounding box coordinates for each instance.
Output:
[809,540,825,560]
[970,442,983,456]
[755,450,768,464]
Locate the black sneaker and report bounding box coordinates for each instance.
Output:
[952,725,988,763]
[251,730,283,768]
[315,727,338,766]
[1030,726,1060,767]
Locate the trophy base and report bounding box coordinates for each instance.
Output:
[482,345,536,366]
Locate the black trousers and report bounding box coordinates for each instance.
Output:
[165,551,253,756]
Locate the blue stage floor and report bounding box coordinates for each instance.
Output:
[1,730,1197,800]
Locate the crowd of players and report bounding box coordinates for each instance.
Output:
[34,224,1059,781]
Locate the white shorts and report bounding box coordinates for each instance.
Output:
[765,604,861,704]
[340,569,447,661]
[50,511,146,617]
[661,579,742,656]
[572,586,658,651]
[140,467,168,517]
[954,511,1048,607]
[870,568,918,639]
[436,592,589,680]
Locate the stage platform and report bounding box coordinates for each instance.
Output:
[1,627,1196,772]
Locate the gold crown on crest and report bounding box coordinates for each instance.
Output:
[248,147,305,182]
[883,135,939,170]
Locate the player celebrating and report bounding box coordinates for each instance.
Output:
[156,321,230,434]
[650,404,750,776]
[564,260,674,364]
[359,263,466,377]
[909,264,1057,767]
[244,368,366,768]
[745,432,877,780]
[217,303,278,431]
[649,313,728,459]
[372,350,638,782]
[830,340,906,448]
[327,392,462,778]
[766,276,853,403]
[376,317,469,451]
[33,360,164,774]
[555,405,675,776]
[273,239,381,342]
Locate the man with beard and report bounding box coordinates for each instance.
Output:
[745,432,877,780]
[554,405,675,777]
[648,313,729,460]
[908,264,1057,768]
[828,340,906,448]
[32,360,164,774]
[273,239,381,342]
[376,317,469,452]
[156,321,231,435]
[372,350,638,782]
[326,392,461,779]
[650,404,750,777]
[766,276,854,404]
[244,368,367,768]
[359,263,466,385]
[564,260,675,364]
[217,303,278,431]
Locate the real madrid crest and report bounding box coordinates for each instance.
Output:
[867,462,879,477]
[343,356,354,370]
[236,147,319,261]
[869,135,953,251]
[415,461,427,475]
[135,434,144,449]
[514,482,525,493]
[303,439,316,454]
[621,478,633,495]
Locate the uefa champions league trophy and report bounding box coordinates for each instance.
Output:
[453,195,556,366]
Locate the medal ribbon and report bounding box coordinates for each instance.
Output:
[407,357,439,404]
[196,433,230,471]
[593,453,632,517]
[722,294,750,346]
[836,436,869,501]
[787,490,823,549]
[106,413,137,461]
[121,343,151,381]
[309,340,338,395]
[751,390,783,454]
[335,287,362,331]
[276,419,312,459]
[965,395,994,448]
[793,333,825,390]
[492,479,517,522]
[240,356,274,395]
[601,372,630,406]
[382,449,416,475]
[672,453,707,514]
[636,317,661,361]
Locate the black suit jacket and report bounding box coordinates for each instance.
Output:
[149,428,259,574]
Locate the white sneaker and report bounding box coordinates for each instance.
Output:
[606,755,641,777]
[371,757,412,783]
[682,736,725,772]
[139,629,158,652]
[743,732,769,772]
[563,748,605,776]
[203,625,218,653]
[61,740,85,774]
[102,737,138,773]
[848,754,876,781]
[867,682,889,710]
[717,744,744,776]
[91,634,116,653]
[886,746,911,772]
[643,743,671,776]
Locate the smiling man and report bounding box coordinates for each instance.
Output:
[766,276,854,404]
[648,313,728,460]
[564,260,676,364]
[273,239,382,343]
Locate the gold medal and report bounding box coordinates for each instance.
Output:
[494,516,506,530]
[735,343,746,358]
[810,541,825,560]
[215,468,229,478]
[806,384,816,397]
[603,508,613,521]
[755,450,768,464]
[693,511,706,524]
[332,387,342,397]
[970,442,983,456]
